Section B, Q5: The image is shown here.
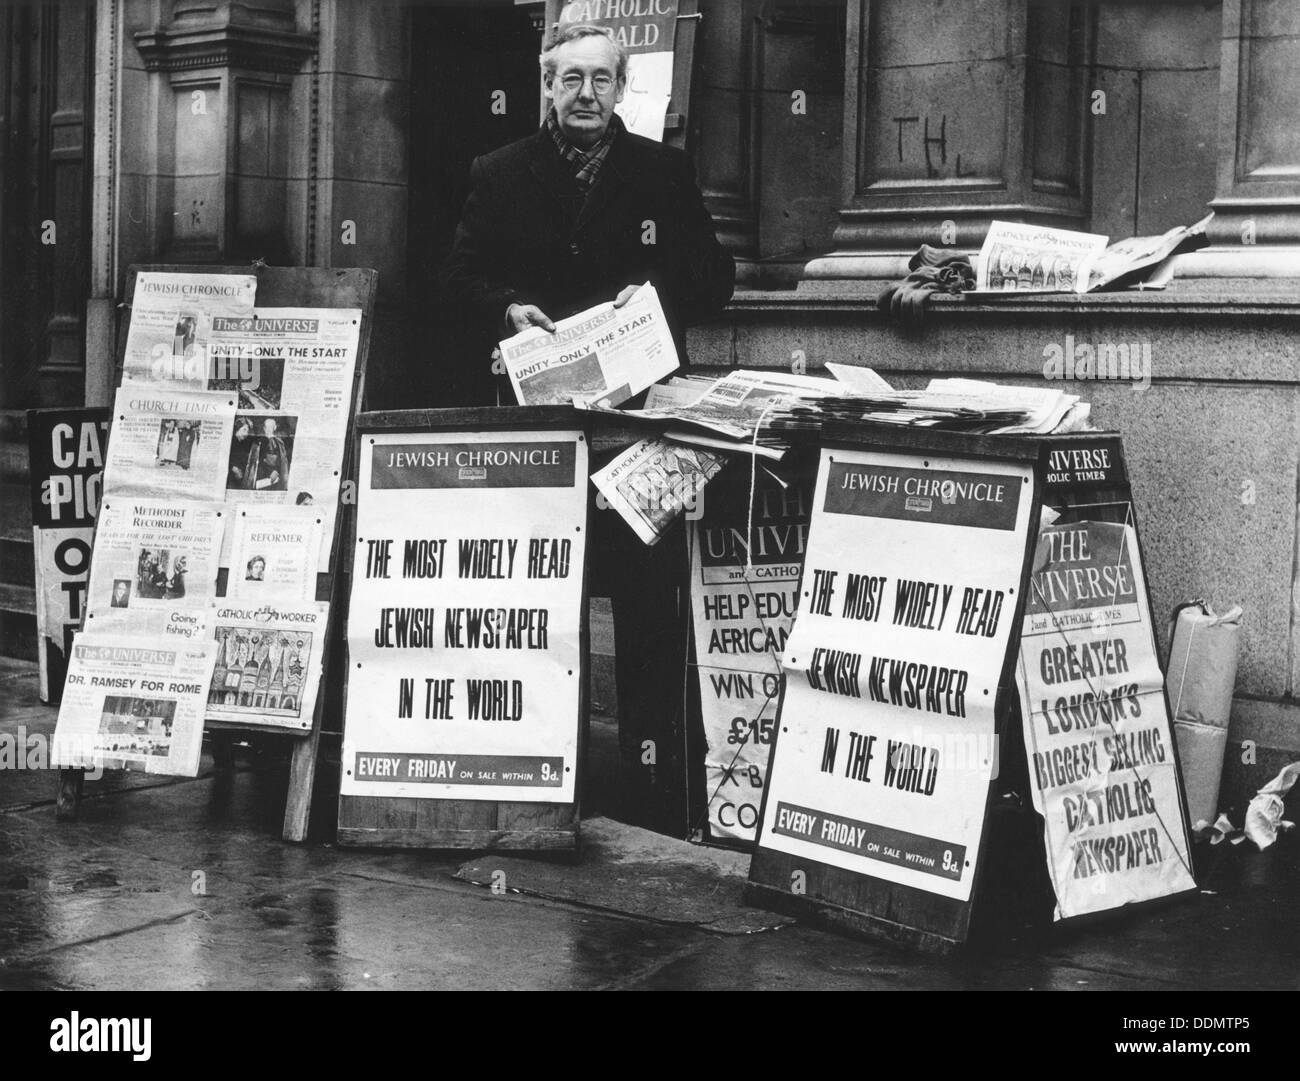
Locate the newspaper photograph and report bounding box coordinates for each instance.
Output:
[84,497,225,637]
[225,505,323,601]
[122,272,257,384]
[103,387,236,501]
[211,307,362,568]
[591,437,727,545]
[52,633,219,777]
[206,600,329,730]
[499,282,677,407]
[975,221,1108,294]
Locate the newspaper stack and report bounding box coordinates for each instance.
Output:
[588,368,1088,544]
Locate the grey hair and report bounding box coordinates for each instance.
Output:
[540,23,628,81]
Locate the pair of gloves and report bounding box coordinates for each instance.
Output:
[877,245,975,330]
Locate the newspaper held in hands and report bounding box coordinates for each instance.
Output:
[592,437,728,545]
[499,282,678,407]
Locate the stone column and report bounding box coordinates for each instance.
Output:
[1196,0,1300,276]
[132,0,315,263]
[802,0,1091,290]
[693,0,761,276]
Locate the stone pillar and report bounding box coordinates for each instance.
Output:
[132,0,315,263]
[802,0,1091,290]
[693,0,761,276]
[1197,0,1300,275]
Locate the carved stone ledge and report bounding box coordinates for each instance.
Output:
[135,22,315,74]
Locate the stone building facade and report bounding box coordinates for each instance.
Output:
[1,0,1297,795]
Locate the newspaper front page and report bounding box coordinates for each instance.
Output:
[499,282,677,407]
[84,497,224,638]
[975,222,1109,293]
[211,307,361,568]
[103,387,236,501]
[122,272,257,385]
[206,600,329,731]
[591,437,726,544]
[225,505,323,601]
[52,634,219,777]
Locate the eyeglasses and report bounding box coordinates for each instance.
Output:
[555,72,616,94]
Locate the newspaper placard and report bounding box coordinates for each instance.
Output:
[689,465,811,844]
[559,0,680,140]
[84,498,224,638]
[226,505,323,601]
[1016,520,1195,919]
[206,600,329,730]
[27,408,110,662]
[975,221,1108,294]
[757,448,1033,901]
[52,634,219,777]
[103,387,236,501]
[341,429,589,803]
[213,307,362,568]
[122,272,257,384]
[499,282,677,407]
[592,437,725,544]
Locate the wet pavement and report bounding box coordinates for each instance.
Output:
[1,656,1297,991]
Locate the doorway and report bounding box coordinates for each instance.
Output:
[406,2,545,407]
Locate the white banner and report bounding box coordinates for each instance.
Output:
[341,429,588,802]
[1016,519,1196,919]
[758,448,1033,901]
[689,465,810,844]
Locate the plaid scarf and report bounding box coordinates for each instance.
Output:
[546,109,619,192]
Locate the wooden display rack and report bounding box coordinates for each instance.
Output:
[56,264,377,842]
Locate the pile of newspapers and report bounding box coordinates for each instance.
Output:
[579,366,1090,545]
[578,366,1091,462]
[496,282,1091,544]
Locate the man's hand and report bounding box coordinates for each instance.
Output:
[612,285,640,308]
[505,303,556,333]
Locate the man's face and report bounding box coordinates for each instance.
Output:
[545,36,624,148]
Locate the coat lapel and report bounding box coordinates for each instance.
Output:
[574,125,634,235]
[526,128,582,221]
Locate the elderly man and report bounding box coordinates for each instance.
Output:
[440,22,735,377]
[439,24,734,834]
